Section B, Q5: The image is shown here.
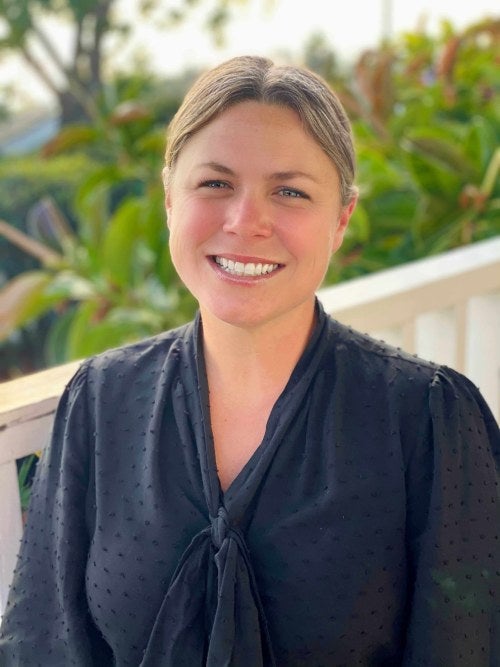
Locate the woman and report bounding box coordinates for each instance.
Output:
[1,55,499,666]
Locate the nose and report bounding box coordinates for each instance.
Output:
[222,192,272,238]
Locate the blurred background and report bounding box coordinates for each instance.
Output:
[0,0,499,379]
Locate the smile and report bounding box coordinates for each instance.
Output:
[213,256,281,277]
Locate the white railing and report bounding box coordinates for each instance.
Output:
[1,235,499,616]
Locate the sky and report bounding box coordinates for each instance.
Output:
[136,0,499,69]
[0,0,498,110]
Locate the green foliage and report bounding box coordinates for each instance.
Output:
[318,18,500,282]
[0,67,199,375]
[17,454,38,513]
[0,153,96,280]
[0,92,198,369]
[1,188,195,365]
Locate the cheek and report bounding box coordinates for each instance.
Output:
[280,220,335,260]
[169,200,218,240]
[167,205,215,276]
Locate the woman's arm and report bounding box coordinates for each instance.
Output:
[403,367,500,666]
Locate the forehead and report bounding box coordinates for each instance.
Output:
[192,101,302,141]
[177,101,334,174]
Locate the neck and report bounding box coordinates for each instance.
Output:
[200,302,317,393]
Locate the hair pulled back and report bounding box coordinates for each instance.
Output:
[165,55,357,205]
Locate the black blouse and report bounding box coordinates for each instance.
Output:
[1,302,499,666]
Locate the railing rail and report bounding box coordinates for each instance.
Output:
[1,236,499,616]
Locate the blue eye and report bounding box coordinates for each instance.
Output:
[201,180,228,189]
[279,187,308,199]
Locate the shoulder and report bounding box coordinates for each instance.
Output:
[65,319,197,399]
[85,319,194,374]
[323,315,438,387]
[428,365,499,443]
[321,316,498,432]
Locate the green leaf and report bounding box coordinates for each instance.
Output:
[464,116,497,172]
[18,454,38,512]
[403,129,476,179]
[44,270,97,301]
[344,205,370,244]
[0,271,54,339]
[66,301,144,357]
[44,306,78,365]
[141,187,167,252]
[356,149,407,196]
[403,149,462,198]
[365,189,418,233]
[42,125,101,156]
[101,198,142,288]
[135,129,167,155]
[106,306,164,331]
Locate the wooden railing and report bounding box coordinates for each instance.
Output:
[1,236,499,616]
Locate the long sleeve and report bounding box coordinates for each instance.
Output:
[403,367,500,666]
[0,363,111,666]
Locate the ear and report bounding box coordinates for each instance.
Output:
[162,167,173,228]
[331,194,357,254]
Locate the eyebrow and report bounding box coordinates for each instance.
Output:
[199,162,234,175]
[197,162,320,184]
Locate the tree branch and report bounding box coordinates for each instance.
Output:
[24,12,101,120]
[72,16,84,76]
[89,0,113,87]
[28,22,70,81]
[20,45,61,96]
[0,220,62,266]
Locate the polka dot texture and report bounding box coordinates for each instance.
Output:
[1,301,499,666]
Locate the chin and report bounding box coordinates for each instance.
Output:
[205,307,267,330]
[199,293,315,333]
[198,294,271,329]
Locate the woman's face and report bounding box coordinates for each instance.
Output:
[165,101,356,332]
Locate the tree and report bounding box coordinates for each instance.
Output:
[0,0,249,123]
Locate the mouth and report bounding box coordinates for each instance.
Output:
[212,255,282,277]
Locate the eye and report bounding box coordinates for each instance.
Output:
[278,187,309,199]
[200,180,230,189]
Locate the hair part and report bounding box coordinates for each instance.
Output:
[165,55,358,206]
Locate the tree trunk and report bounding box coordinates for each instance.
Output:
[58,88,90,124]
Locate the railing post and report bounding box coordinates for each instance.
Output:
[0,460,23,616]
[415,307,458,369]
[465,293,500,420]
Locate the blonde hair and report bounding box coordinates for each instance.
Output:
[165,55,357,205]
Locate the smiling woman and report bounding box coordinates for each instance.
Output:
[165,100,354,334]
[0,55,499,667]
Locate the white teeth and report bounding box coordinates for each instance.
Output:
[214,256,279,277]
[243,264,255,276]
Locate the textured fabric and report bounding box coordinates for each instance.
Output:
[1,302,499,666]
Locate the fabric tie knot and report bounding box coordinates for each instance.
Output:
[211,506,230,549]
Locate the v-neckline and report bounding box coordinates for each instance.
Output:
[193,321,260,502]
[190,301,330,514]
